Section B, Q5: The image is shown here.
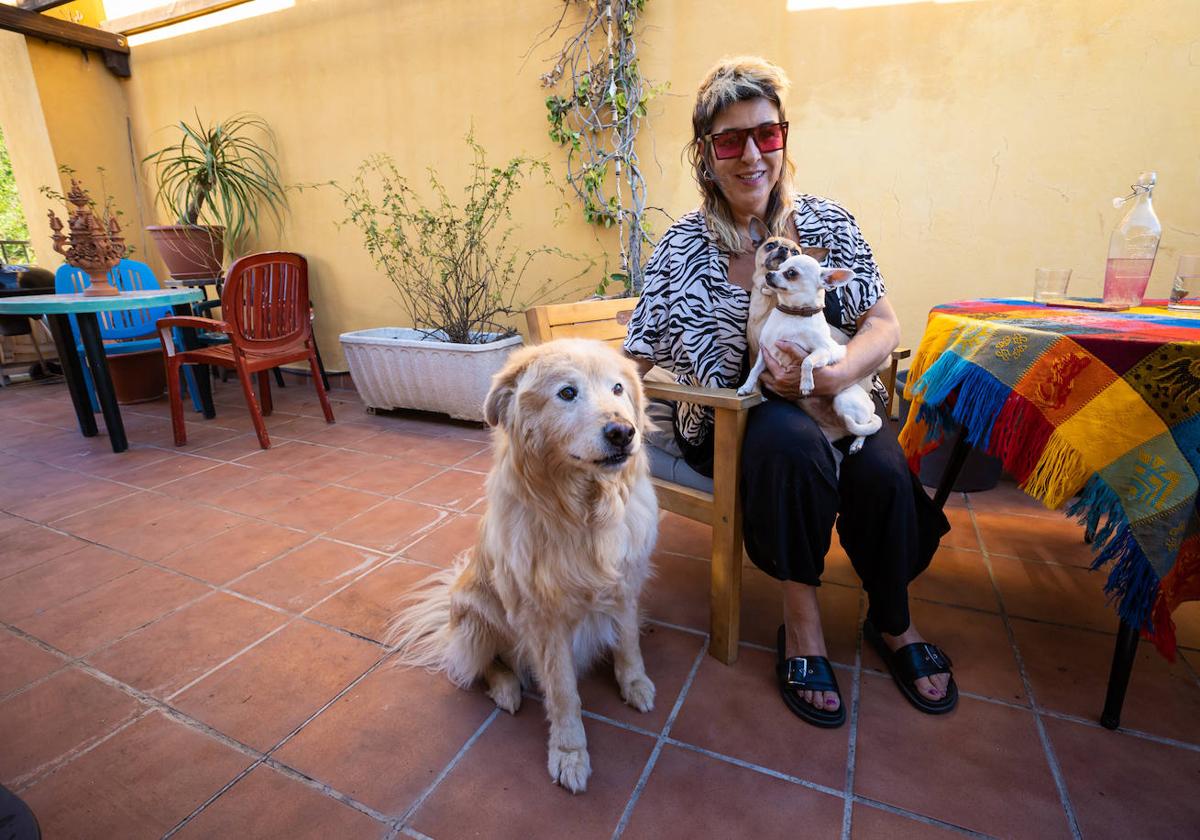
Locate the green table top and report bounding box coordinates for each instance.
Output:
[0,288,203,315]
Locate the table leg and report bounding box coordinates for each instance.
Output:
[1100,620,1139,730]
[76,312,126,453]
[45,313,97,437]
[931,424,971,510]
[172,302,214,418]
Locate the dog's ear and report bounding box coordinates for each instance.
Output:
[747,217,770,249]
[483,347,534,428]
[820,267,855,289]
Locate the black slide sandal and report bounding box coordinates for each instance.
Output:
[775,625,846,729]
[863,620,958,714]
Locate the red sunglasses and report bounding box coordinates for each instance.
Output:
[705,121,789,160]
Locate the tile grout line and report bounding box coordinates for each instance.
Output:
[967,500,1083,840]
[610,640,708,839]
[4,623,398,830]
[396,826,435,840]
[162,649,403,837]
[2,477,476,697]
[8,706,156,792]
[662,737,844,799]
[850,795,997,839]
[5,438,1199,835]
[1035,707,1200,754]
[1,527,436,709]
[0,560,1178,840]
[577,698,988,835]
[840,591,866,840]
[396,707,503,829]
[15,429,486,565]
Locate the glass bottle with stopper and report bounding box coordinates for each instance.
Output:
[1103,171,1160,307]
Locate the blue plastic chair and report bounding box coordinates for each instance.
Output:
[54,260,204,412]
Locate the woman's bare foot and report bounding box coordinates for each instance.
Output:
[783,582,840,713]
[881,623,951,702]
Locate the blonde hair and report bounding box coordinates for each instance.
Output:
[688,56,796,253]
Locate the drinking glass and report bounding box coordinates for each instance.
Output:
[1168,255,1200,311]
[1034,268,1072,302]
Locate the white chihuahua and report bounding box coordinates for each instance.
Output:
[737,251,882,454]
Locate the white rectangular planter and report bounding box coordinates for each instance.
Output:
[339,328,523,422]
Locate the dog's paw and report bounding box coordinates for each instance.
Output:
[620,674,656,713]
[487,674,522,715]
[736,383,755,396]
[548,745,591,794]
[848,436,865,455]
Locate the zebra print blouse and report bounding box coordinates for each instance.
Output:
[623,194,888,448]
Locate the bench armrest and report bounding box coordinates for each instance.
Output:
[643,381,763,412]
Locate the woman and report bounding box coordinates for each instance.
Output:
[623,56,955,727]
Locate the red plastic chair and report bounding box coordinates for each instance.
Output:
[156,251,334,448]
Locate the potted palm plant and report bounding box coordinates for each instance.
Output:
[143,113,287,278]
[337,133,589,421]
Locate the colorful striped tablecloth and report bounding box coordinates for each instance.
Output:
[899,298,1200,658]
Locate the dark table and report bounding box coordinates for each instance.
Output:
[0,288,212,452]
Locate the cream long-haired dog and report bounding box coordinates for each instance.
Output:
[387,338,659,794]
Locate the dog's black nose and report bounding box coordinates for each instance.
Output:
[603,421,635,449]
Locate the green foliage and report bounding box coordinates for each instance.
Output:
[540,0,666,295]
[336,133,591,345]
[0,125,31,247]
[143,113,287,256]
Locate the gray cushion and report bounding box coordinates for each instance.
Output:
[643,398,713,492]
[647,442,714,493]
[643,394,846,493]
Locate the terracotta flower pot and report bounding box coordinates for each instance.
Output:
[146,225,225,280]
[107,348,167,404]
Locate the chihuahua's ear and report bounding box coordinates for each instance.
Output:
[820,267,855,289]
[747,217,770,249]
[483,346,535,428]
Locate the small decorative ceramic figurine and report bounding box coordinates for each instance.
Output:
[47,179,126,297]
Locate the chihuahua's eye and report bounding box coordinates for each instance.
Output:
[785,269,797,278]
[557,386,578,402]
[613,382,624,396]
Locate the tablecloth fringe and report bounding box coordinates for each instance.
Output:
[1068,476,1172,656]
[902,347,1177,657]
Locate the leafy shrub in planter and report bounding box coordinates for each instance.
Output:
[337,133,590,344]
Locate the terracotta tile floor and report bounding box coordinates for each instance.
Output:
[2,377,1200,839]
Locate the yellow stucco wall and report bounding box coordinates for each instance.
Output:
[4,0,1199,370]
[0,31,61,267]
[0,0,153,273]
[27,38,157,270]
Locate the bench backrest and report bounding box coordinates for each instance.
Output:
[525,298,638,346]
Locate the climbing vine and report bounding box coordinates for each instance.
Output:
[540,0,666,294]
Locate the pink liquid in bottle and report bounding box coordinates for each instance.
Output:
[1103,257,1154,306]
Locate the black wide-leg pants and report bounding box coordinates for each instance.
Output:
[681,393,950,636]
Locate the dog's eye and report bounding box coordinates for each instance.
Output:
[785,269,797,278]
[557,386,578,402]
[613,383,624,396]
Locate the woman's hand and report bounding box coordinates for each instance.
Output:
[759,340,847,399]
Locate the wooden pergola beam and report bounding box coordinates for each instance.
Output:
[16,1,77,12]
[0,4,130,77]
[101,0,253,36]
